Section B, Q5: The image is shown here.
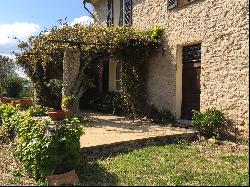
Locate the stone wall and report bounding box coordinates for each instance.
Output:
[92,0,249,135]
[93,0,108,25]
[62,49,80,97]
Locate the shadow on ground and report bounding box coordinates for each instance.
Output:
[76,161,118,186]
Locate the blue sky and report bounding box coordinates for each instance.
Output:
[0,0,93,56]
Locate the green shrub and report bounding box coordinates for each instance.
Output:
[95,92,124,115]
[25,105,47,117]
[20,79,34,98]
[148,106,176,124]
[61,95,75,109]
[46,79,63,109]
[192,108,226,138]
[15,116,84,180]
[4,76,26,98]
[0,125,8,143]
[0,103,22,140]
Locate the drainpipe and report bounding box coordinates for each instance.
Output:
[83,0,100,24]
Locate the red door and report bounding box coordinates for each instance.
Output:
[181,44,201,120]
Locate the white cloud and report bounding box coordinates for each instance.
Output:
[0,22,40,45]
[0,53,16,60]
[70,16,93,26]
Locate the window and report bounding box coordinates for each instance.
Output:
[167,0,196,10]
[167,0,178,10]
[107,0,114,26]
[123,0,132,26]
[115,61,122,91]
[119,0,132,26]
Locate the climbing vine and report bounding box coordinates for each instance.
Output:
[16,22,164,117]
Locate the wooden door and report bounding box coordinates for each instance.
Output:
[181,44,201,120]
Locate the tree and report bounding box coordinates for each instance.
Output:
[0,55,17,88]
[4,76,25,98]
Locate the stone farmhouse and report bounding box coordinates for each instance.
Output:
[86,0,249,134]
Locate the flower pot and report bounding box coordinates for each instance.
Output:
[19,98,33,108]
[48,110,67,121]
[2,97,12,104]
[11,100,20,107]
[45,169,79,186]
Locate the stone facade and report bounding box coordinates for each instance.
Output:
[91,0,249,135]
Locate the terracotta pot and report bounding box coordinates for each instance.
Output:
[19,98,33,107]
[48,110,67,121]
[45,169,79,186]
[11,100,20,107]
[2,97,12,104]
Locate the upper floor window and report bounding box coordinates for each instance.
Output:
[107,0,114,26]
[119,0,132,26]
[167,0,196,10]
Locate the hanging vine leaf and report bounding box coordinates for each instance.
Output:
[15,22,164,117]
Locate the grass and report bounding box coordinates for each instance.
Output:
[1,140,248,186]
[77,140,249,186]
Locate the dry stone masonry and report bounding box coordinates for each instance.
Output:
[92,0,249,136]
[62,49,81,98]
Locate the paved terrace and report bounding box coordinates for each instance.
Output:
[79,111,198,160]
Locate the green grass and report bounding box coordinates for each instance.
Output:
[77,142,249,186]
[1,141,248,186]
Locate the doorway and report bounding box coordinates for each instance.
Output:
[181,43,201,119]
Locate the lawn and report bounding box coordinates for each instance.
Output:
[0,139,248,186]
[77,139,249,186]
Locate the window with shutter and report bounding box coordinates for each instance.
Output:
[168,0,178,10]
[168,0,198,10]
[123,0,132,26]
[107,0,114,26]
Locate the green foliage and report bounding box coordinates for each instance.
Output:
[0,125,9,143]
[96,92,124,115]
[46,79,63,109]
[61,94,75,109]
[0,103,22,141]
[19,79,34,98]
[148,108,176,124]
[15,116,84,180]
[81,92,124,115]
[25,105,47,117]
[192,108,226,138]
[4,76,28,98]
[16,24,164,115]
[0,55,18,88]
[79,142,248,186]
[0,84,4,94]
[0,101,84,181]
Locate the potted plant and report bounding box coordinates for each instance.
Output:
[61,94,75,117]
[48,109,67,121]
[11,100,20,107]
[19,98,33,108]
[3,97,12,104]
[45,166,79,186]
